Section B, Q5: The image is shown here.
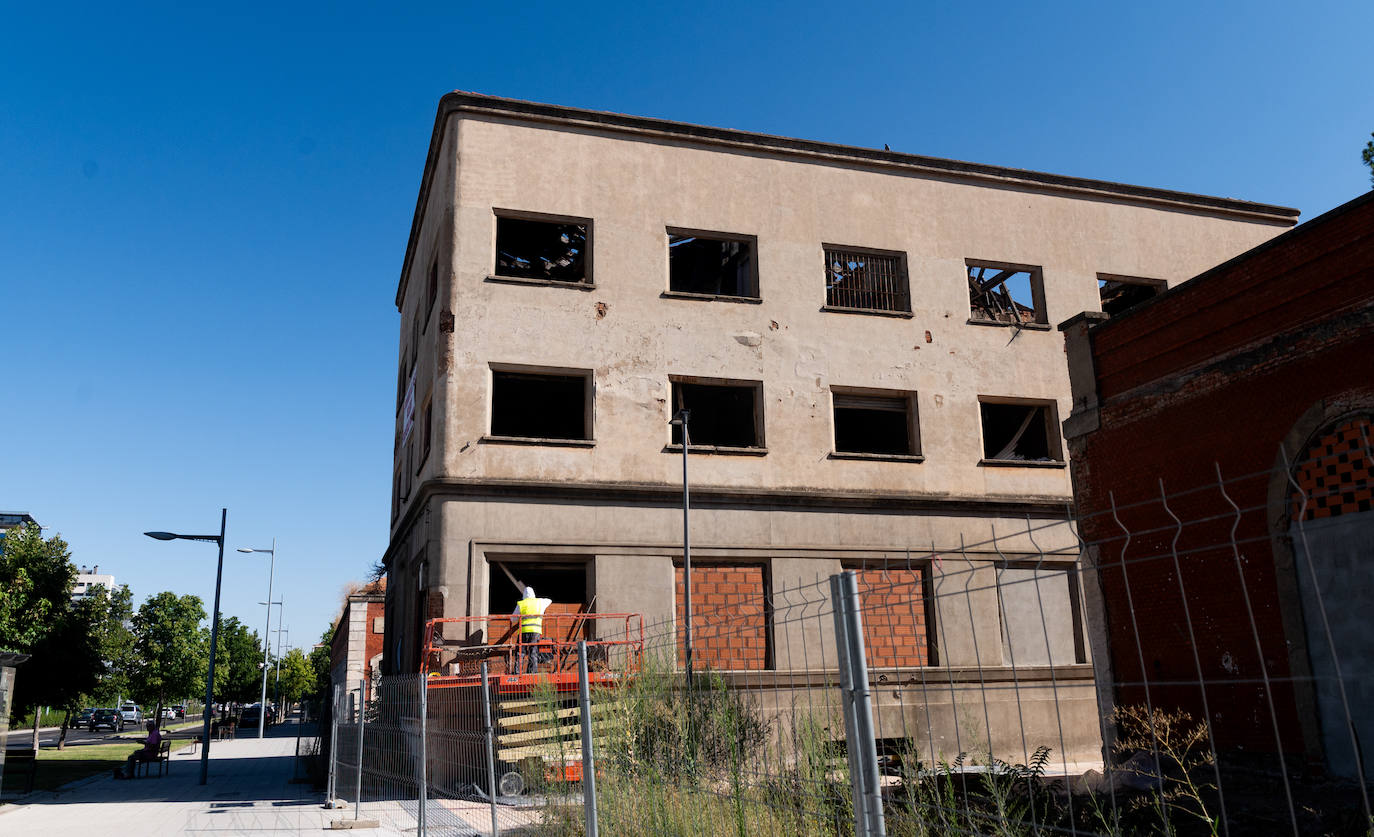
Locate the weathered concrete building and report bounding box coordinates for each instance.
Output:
[381,92,1297,762]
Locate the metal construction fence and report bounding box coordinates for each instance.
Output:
[329,440,1372,836]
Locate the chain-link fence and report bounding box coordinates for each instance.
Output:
[331,438,1372,835]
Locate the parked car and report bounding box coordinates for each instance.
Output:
[239,704,262,728]
[118,702,142,725]
[173,704,187,719]
[89,708,123,732]
[74,708,95,727]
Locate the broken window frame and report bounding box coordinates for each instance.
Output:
[822,244,912,315]
[1097,273,1166,317]
[977,397,1064,466]
[491,209,593,287]
[486,364,595,446]
[664,227,761,301]
[966,259,1048,327]
[668,376,767,454]
[829,387,923,460]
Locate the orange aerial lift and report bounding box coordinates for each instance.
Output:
[421,611,643,796]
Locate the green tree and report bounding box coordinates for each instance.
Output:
[214,615,266,704]
[272,648,315,705]
[129,592,208,720]
[0,522,74,654]
[306,627,332,702]
[0,523,87,745]
[83,583,135,705]
[1364,132,1374,187]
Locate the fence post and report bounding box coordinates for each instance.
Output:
[577,641,600,837]
[418,675,427,836]
[481,661,500,836]
[327,683,340,802]
[355,677,366,822]
[831,571,887,837]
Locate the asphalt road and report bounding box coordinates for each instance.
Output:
[4,714,203,750]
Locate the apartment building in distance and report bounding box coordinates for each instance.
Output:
[380,92,1297,762]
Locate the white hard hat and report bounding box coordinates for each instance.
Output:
[524,587,535,599]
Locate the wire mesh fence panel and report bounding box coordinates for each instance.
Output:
[351,674,425,832]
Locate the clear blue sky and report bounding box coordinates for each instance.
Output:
[2,1,1370,653]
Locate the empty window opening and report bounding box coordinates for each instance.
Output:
[825,246,910,313]
[491,370,590,440]
[1098,274,1164,317]
[980,401,1059,462]
[967,261,1045,325]
[425,258,439,324]
[833,391,918,456]
[495,216,588,283]
[671,380,763,449]
[668,231,757,297]
[485,562,592,648]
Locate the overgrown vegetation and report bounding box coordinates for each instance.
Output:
[521,677,1370,837]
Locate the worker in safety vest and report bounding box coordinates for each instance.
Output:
[512,587,553,673]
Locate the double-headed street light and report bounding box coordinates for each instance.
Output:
[144,508,227,787]
[238,540,277,739]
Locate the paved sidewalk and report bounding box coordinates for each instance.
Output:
[0,725,354,835]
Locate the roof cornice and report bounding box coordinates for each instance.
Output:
[396,91,1300,308]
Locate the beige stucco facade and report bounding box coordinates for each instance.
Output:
[381,93,1296,763]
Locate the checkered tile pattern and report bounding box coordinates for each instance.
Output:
[1291,415,1374,521]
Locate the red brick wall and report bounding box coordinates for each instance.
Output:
[675,564,768,670]
[1069,193,1374,756]
[853,567,929,668]
[364,600,385,681]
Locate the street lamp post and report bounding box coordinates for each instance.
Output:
[271,625,288,714]
[238,541,277,739]
[669,409,694,684]
[145,509,227,786]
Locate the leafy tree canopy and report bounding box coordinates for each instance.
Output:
[1363,132,1374,187]
[0,522,74,654]
[272,647,315,704]
[214,615,267,704]
[129,592,207,714]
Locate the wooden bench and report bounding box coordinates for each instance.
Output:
[4,748,37,794]
[133,741,171,778]
[164,731,203,754]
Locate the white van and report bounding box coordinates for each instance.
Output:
[119,702,142,724]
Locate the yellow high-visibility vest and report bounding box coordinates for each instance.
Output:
[517,597,545,635]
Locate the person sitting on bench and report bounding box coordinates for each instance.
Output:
[116,720,162,779]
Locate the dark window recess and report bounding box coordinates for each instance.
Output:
[825,248,910,312]
[668,234,756,297]
[421,400,433,461]
[968,262,1044,324]
[834,393,914,455]
[491,372,588,440]
[487,563,589,622]
[495,217,587,283]
[980,402,1057,462]
[426,259,439,321]
[671,382,761,448]
[1098,277,1163,317]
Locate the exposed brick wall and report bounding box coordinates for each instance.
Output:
[1068,192,1374,758]
[1290,415,1373,520]
[675,564,768,670]
[364,600,385,681]
[853,567,929,668]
